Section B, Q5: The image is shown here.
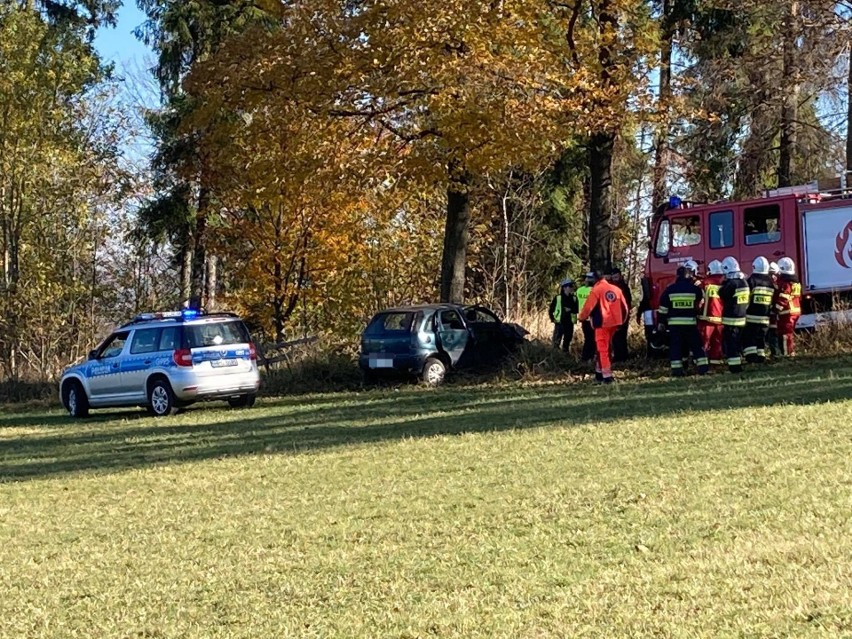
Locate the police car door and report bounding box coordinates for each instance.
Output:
[87,331,130,403]
[124,327,163,402]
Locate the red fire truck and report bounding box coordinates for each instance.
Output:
[640,184,852,334]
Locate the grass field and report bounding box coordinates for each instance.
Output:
[2,357,852,638]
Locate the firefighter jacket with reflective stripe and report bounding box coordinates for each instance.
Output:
[699,274,724,324]
[745,273,775,325]
[719,276,750,327]
[658,277,703,326]
[578,280,628,329]
[774,275,802,317]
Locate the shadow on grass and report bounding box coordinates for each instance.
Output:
[2,359,851,482]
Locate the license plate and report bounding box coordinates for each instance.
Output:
[369,358,394,369]
[212,359,238,368]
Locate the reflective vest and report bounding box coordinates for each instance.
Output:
[775,276,802,317]
[576,286,592,321]
[554,296,562,323]
[699,274,724,324]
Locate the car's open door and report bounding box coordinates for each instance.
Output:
[435,308,469,366]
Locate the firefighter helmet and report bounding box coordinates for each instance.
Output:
[708,259,724,275]
[778,257,796,275]
[769,261,780,275]
[752,256,770,275]
[682,259,699,277]
[721,256,741,276]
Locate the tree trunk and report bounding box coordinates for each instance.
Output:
[652,0,673,209]
[846,43,852,180]
[440,170,470,304]
[587,0,617,274]
[206,254,217,310]
[588,132,615,273]
[180,244,192,305]
[189,189,209,308]
[778,0,799,188]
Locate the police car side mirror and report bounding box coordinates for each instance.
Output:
[88,349,99,361]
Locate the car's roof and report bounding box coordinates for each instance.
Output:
[376,304,462,314]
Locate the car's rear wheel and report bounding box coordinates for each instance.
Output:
[147,377,178,416]
[228,394,256,408]
[421,357,447,386]
[64,381,89,418]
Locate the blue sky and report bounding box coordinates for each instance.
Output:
[94,1,150,69]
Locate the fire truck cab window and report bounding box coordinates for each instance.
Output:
[744,204,781,245]
[655,219,671,256]
[709,210,734,249]
[671,215,701,248]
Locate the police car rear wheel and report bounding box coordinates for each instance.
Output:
[65,381,89,418]
[147,379,177,416]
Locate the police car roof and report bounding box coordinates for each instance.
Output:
[120,311,240,328]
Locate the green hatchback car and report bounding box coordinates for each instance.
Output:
[359,304,526,385]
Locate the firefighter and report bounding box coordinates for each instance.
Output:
[699,259,725,365]
[656,266,709,377]
[718,256,750,373]
[577,270,629,384]
[766,262,781,357]
[774,257,802,356]
[742,256,775,364]
[576,273,597,361]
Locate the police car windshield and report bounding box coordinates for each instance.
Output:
[185,321,251,348]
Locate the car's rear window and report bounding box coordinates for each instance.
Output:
[185,321,251,348]
[365,312,416,335]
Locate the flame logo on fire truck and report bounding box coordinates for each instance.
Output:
[836,220,852,269]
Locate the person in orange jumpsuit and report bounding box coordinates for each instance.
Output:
[698,260,725,365]
[577,270,629,384]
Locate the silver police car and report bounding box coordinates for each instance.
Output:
[59,310,261,417]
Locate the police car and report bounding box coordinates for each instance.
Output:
[59,309,261,417]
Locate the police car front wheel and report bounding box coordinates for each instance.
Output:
[64,381,89,418]
[147,378,178,417]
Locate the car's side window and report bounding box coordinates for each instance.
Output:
[130,328,161,355]
[158,327,179,351]
[440,310,465,331]
[99,331,130,359]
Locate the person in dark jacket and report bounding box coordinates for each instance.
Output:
[718,256,750,373]
[742,256,775,364]
[656,267,708,377]
[548,279,579,352]
[576,272,597,361]
[608,267,633,362]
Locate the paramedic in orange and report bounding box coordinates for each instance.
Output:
[774,257,802,356]
[577,270,629,384]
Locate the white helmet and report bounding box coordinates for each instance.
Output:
[722,256,741,277]
[708,259,724,275]
[752,256,770,275]
[769,261,780,275]
[682,259,699,276]
[778,257,796,275]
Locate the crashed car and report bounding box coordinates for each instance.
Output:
[358,304,527,385]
